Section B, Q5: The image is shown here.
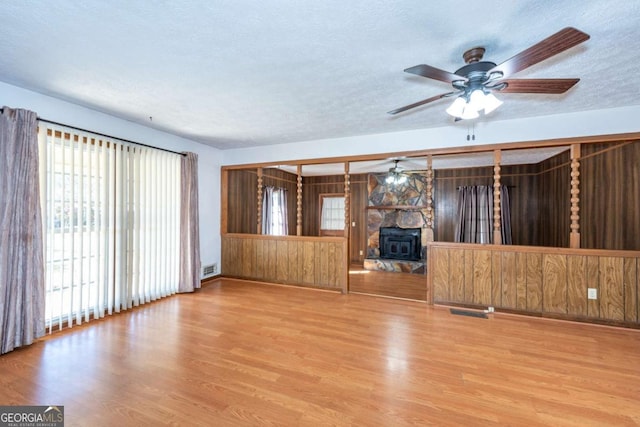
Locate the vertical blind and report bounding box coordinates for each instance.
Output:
[38,125,181,331]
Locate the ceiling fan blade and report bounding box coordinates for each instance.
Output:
[495,78,580,94]
[404,64,466,84]
[489,27,590,78]
[387,92,454,115]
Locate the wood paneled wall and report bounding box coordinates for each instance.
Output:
[500,163,539,246]
[224,139,639,253]
[349,175,368,263]
[535,151,571,248]
[433,151,572,247]
[429,242,640,326]
[225,168,298,235]
[301,175,348,236]
[300,174,367,262]
[226,169,258,234]
[434,167,494,243]
[434,164,540,245]
[222,234,347,291]
[581,141,640,250]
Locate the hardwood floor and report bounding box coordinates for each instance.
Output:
[1,279,640,426]
[348,265,427,301]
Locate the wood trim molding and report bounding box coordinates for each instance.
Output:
[223,232,346,243]
[220,132,640,172]
[427,241,640,258]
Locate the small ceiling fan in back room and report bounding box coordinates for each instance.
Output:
[388,27,590,120]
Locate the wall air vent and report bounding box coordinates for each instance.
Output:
[202,263,217,277]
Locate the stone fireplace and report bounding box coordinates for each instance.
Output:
[364,173,430,274]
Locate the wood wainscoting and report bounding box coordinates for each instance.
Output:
[429,242,640,327]
[222,233,347,292]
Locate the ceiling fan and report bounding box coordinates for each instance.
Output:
[385,159,408,184]
[388,27,590,119]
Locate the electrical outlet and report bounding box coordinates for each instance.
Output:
[359,250,363,256]
[588,288,597,300]
[352,221,356,227]
[487,306,495,313]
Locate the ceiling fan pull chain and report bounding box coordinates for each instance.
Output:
[466,124,476,141]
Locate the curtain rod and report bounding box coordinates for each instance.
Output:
[39,117,185,156]
[1,107,185,156]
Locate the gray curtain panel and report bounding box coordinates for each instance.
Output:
[500,185,513,245]
[454,185,512,244]
[179,152,201,293]
[0,107,45,354]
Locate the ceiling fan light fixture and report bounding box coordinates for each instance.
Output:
[447,89,502,119]
[467,89,486,112]
[460,104,480,120]
[385,175,396,184]
[483,92,503,114]
[446,96,466,118]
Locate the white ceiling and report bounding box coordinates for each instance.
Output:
[1,1,639,150]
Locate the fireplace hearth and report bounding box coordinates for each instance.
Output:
[379,227,422,261]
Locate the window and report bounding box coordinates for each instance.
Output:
[39,126,181,330]
[319,194,345,236]
[262,186,288,235]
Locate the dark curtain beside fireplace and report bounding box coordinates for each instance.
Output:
[454,185,512,244]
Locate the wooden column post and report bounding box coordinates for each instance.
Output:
[296,165,302,236]
[425,155,435,242]
[344,162,350,238]
[343,162,351,294]
[221,168,228,234]
[493,150,502,245]
[570,144,581,248]
[256,167,263,234]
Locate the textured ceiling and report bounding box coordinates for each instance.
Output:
[1,1,639,150]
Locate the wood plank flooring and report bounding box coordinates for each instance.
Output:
[348,265,427,301]
[1,279,640,426]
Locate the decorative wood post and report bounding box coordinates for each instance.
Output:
[342,162,351,294]
[256,167,263,234]
[221,169,229,234]
[296,165,302,236]
[570,144,581,248]
[493,150,502,245]
[425,155,435,242]
[344,162,350,238]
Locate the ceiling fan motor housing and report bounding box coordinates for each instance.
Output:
[453,61,498,91]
